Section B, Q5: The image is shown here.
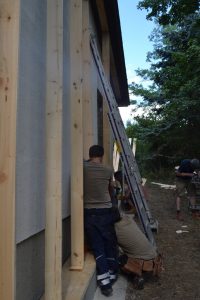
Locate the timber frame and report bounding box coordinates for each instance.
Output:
[0,1,129,299]
[45,0,63,298]
[70,0,130,272]
[0,1,20,299]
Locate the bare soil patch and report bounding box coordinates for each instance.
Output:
[126,182,200,300]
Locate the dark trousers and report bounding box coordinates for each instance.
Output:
[84,208,118,278]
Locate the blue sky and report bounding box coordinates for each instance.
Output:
[118,0,155,123]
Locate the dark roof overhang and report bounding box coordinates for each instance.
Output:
[90,0,130,107]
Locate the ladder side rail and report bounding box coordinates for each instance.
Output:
[91,38,153,219]
[109,109,142,181]
[90,37,156,245]
[108,114,155,245]
[107,110,153,219]
[126,175,155,244]
[109,109,142,183]
[108,110,157,227]
[90,38,143,186]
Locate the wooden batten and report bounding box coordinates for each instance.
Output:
[83,0,94,159]
[113,143,120,172]
[45,0,63,299]
[102,32,112,166]
[132,138,137,156]
[69,0,84,270]
[0,1,20,299]
[96,0,108,32]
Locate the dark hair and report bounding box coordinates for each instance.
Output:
[114,171,122,182]
[89,145,104,158]
[191,158,200,170]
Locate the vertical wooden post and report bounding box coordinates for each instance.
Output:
[132,138,137,156]
[69,0,84,270]
[113,143,120,172]
[0,1,20,299]
[83,0,94,159]
[45,0,63,299]
[102,32,112,166]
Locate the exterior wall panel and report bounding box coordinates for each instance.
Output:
[14,0,126,298]
[16,0,47,243]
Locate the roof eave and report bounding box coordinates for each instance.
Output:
[103,0,130,107]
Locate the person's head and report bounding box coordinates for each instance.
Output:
[191,158,200,170]
[114,171,122,183]
[89,145,104,159]
[114,170,128,185]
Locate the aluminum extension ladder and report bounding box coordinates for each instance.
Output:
[90,37,158,246]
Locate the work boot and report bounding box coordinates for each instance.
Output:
[100,285,113,297]
[133,275,145,290]
[98,273,113,297]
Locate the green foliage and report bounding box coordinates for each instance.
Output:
[127,7,200,175]
[137,0,199,25]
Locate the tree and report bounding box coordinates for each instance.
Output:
[127,10,200,174]
[137,0,200,25]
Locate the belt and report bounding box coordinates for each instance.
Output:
[84,208,112,215]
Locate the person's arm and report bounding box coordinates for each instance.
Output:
[108,178,116,202]
[176,171,193,177]
[176,161,194,177]
[123,183,131,199]
[109,179,115,193]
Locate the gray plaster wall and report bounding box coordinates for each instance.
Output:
[16,0,47,243]
[15,1,72,299]
[16,217,71,300]
[16,230,44,300]
[15,1,101,299]
[16,0,71,243]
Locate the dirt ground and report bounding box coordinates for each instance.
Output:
[126,181,200,300]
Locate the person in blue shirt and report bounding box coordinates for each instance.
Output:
[175,158,200,220]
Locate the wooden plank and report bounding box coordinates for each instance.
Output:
[69,0,84,270]
[45,0,63,299]
[62,252,95,300]
[132,138,137,156]
[113,143,120,172]
[96,0,108,32]
[0,1,20,299]
[102,32,112,166]
[83,0,94,159]
[41,252,95,300]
